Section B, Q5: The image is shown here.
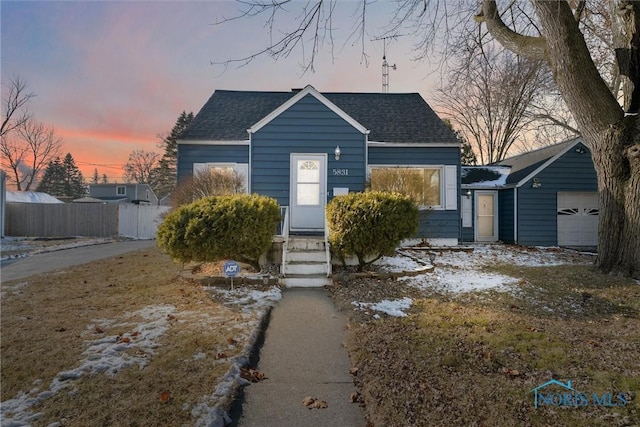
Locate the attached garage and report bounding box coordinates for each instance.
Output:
[557,192,598,247]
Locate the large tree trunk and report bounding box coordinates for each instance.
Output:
[481,1,640,277]
[588,119,640,277]
[533,1,640,278]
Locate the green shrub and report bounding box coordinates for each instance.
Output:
[157,194,280,270]
[326,191,419,270]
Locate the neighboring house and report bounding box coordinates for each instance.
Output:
[462,138,598,247]
[88,183,159,205]
[177,85,461,244]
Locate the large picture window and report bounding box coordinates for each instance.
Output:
[370,166,442,208]
[193,163,249,194]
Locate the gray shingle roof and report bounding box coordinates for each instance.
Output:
[180,89,457,143]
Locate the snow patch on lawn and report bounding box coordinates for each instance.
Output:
[208,286,282,311]
[353,297,413,317]
[373,255,423,272]
[0,305,175,426]
[192,286,281,427]
[350,245,598,319]
[371,244,595,295]
[0,237,118,261]
[406,269,517,293]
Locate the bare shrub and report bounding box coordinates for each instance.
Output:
[171,169,245,208]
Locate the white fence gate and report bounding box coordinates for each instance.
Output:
[118,204,170,239]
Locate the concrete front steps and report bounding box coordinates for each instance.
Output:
[282,237,332,288]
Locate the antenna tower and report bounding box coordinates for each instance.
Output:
[373,35,403,93]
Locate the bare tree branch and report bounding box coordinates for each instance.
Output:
[435,46,548,164]
[1,117,62,191]
[123,149,161,184]
[212,0,332,74]
[1,75,34,138]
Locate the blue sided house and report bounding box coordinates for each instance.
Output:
[177,84,461,245]
[461,138,599,248]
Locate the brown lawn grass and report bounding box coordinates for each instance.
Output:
[333,262,640,426]
[1,246,256,426]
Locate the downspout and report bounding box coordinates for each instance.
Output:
[247,131,253,193]
[513,187,518,243]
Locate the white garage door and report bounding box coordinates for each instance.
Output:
[557,192,599,246]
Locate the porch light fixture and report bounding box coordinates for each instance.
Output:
[465,189,472,198]
[334,145,341,160]
[532,178,542,189]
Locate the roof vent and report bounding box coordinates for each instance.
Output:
[291,88,303,92]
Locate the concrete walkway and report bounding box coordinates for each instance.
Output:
[234,288,365,427]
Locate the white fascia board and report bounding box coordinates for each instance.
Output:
[368,141,460,148]
[515,138,582,188]
[177,139,250,146]
[247,84,369,135]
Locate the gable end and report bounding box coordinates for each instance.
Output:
[248,85,369,135]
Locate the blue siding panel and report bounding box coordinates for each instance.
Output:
[368,146,460,165]
[498,189,515,243]
[516,143,597,246]
[419,210,460,240]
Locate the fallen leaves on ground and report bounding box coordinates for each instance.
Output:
[302,396,328,409]
[240,368,266,382]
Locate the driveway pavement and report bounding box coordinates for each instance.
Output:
[1,240,157,282]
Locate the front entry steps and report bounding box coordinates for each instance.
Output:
[282,237,331,288]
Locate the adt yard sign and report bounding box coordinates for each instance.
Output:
[224,261,239,277]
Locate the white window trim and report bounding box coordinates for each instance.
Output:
[193,162,249,194]
[116,185,126,196]
[368,165,446,210]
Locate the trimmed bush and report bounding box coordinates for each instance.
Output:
[157,194,280,270]
[326,191,419,270]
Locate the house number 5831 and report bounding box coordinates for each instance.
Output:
[332,168,349,176]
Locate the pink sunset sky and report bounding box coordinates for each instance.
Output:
[1,1,443,182]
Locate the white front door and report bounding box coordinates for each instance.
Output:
[290,154,327,231]
[475,191,498,242]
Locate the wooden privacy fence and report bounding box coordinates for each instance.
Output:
[4,203,170,239]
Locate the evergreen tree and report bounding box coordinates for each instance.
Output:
[460,138,478,166]
[150,111,194,199]
[37,158,66,196]
[63,153,86,198]
[37,153,86,199]
[101,173,108,184]
[92,168,99,184]
[443,119,477,166]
